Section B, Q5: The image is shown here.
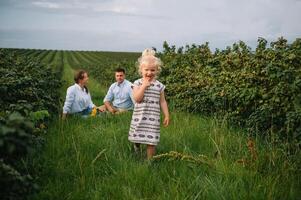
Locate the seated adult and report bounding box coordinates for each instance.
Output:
[62,70,97,119]
[99,68,134,114]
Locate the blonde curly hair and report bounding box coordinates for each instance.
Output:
[137,48,162,76]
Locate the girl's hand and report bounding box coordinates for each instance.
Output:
[163,116,170,127]
[142,77,151,88]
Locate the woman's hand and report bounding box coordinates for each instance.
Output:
[97,106,106,112]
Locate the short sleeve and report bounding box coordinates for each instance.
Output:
[132,79,142,88]
[156,81,165,93]
[160,84,165,92]
[103,84,114,102]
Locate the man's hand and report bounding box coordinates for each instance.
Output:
[108,107,117,114]
[104,101,117,114]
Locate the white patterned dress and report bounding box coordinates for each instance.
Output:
[128,79,165,145]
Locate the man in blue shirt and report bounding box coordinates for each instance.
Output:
[99,68,134,114]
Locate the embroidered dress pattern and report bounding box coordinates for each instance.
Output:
[128,79,165,145]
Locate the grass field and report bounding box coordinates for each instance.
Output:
[23,53,300,200]
[2,48,299,199]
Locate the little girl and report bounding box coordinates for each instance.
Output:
[128,48,170,159]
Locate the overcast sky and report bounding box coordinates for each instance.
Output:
[0,0,300,52]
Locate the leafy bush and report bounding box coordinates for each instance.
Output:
[0,49,61,115]
[159,37,301,142]
[0,112,35,162]
[0,49,62,199]
[0,159,37,200]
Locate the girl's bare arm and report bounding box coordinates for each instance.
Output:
[133,78,151,103]
[160,91,170,127]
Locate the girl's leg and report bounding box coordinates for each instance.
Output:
[134,143,140,153]
[146,145,156,160]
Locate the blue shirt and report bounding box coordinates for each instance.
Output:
[63,84,95,114]
[103,80,134,110]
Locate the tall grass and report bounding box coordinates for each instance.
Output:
[28,110,300,199]
[28,51,300,199]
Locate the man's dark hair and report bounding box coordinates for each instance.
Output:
[115,68,125,74]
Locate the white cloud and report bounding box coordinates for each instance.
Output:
[1,0,300,51]
[91,3,138,15]
[32,1,61,9]
[30,0,153,14]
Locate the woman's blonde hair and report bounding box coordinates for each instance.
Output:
[137,48,162,76]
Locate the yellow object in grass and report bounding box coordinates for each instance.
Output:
[90,107,97,117]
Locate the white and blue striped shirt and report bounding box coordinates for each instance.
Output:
[63,84,95,114]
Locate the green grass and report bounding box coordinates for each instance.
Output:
[59,51,107,106]
[28,111,300,199]
[19,49,300,199]
[29,70,300,199]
